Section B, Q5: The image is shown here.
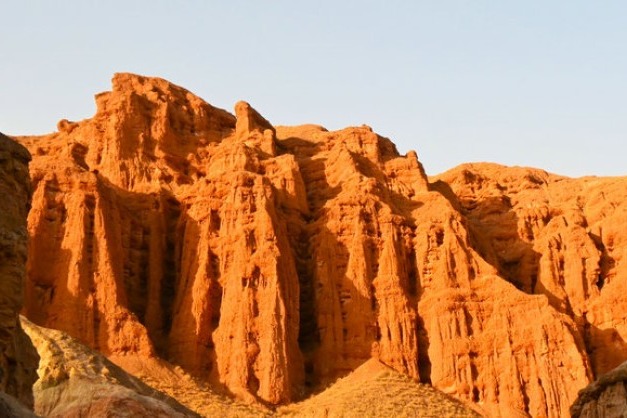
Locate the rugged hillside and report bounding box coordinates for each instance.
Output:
[14,73,627,417]
[0,133,39,412]
[570,360,627,418]
[434,164,627,377]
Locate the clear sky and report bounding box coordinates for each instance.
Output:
[2,1,626,177]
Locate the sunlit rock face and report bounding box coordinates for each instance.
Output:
[15,73,627,417]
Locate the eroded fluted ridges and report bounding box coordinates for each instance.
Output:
[14,73,627,417]
[434,164,627,377]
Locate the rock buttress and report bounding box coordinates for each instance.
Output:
[0,133,39,409]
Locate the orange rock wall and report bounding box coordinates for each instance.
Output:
[16,74,627,417]
[435,164,627,378]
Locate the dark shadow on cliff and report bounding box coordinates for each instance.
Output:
[430,178,627,385]
[588,232,617,292]
[279,135,425,399]
[278,135,342,394]
[93,175,181,352]
[576,316,627,379]
[23,170,243,403]
[279,136,380,394]
[429,179,541,294]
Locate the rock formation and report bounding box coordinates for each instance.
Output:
[21,317,198,417]
[570,360,627,418]
[0,133,39,411]
[13,73,627,417]
[434,164,627,378]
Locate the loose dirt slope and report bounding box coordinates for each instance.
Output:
[278,359,481,418]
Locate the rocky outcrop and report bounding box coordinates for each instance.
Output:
[21,317,198,418]
[15,73,627,417]
[571,361,627,418]
[0,133,39,409]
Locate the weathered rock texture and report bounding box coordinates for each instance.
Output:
[21,316,198,418]
[14,73,627,417]
[571,360,627,418]
[0,133,39,409]
[434,164,627,378]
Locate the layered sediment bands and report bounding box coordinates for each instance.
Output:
[15,73,627,417]
[21,317,199,418]
[0,133,38,408]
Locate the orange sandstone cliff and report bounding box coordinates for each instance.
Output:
[14,73,627,417]
[434,164,627,378]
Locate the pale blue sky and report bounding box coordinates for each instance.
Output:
[2,1,626,176]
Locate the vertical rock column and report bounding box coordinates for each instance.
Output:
[0,133,38,409]
[212,173,302,403]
